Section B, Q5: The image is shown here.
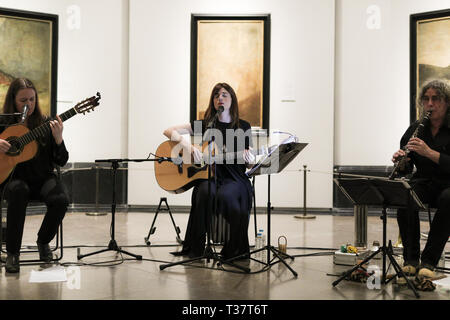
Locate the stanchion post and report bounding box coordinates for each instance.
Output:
[354,204,367,247]
[86,164,107,216]
[294,165,316,219]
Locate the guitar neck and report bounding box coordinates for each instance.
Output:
[207,145,269,164]
[18,108,77,147]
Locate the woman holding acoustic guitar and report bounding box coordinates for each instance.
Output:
[0,78,69,273]
[163,82,255,260]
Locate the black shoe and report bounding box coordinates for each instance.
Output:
[5,253,20,273]
[37,241,53,262]
[170,250,189,256]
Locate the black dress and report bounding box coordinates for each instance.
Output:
[177,119,253,259]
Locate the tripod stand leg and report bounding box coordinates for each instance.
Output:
[218,259,251,273]
[332,248,380,287]
[144,199,163,245]
[78,240,143,260]
[269,246,298,277]
[77,248,110,260]
[159,255,209,270]
[116,248,143,260]
[160,243,250,273]
[271,246,295,260]
[384,245,420,298]
[163,199,183,244]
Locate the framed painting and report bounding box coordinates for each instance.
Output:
[410,9,450,123]
[0,7,58,117]
[190,14,270,131]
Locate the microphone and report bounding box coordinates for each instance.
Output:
[20,105,29,123]
[206,106,224,128]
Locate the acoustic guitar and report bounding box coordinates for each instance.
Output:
[0,92,101,184]
[154,140,269,194]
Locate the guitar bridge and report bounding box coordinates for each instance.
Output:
[187,165,208,178]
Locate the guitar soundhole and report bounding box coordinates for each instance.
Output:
[6,138,22,156]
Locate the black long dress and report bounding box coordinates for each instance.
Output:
[176,119,253,259]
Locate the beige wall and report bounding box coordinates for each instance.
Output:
[128,0,335,208]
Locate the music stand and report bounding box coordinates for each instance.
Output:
[77,158,167,261]
[0,113,22,126]
[332,175,423,298]
[239,141,308,277]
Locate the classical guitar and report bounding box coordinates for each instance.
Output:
[0,92,101,184]
[154,140,270,194]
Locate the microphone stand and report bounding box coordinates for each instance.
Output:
[77,156,175,261]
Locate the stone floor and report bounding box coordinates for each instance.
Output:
[0,210,448,313]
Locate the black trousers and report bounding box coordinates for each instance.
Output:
[4,176,69,255]
[397,179,450,268]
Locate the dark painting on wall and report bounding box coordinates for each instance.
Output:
[191,14,270,131]
[410,9,450,122]
[0,7,58,116]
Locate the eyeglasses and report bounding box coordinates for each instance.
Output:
[421,95,442,103]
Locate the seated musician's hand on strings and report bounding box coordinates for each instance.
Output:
[0,139,11,154]
[49,115,64,145]
[191,146,203,164]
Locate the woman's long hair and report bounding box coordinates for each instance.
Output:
[2,78,44,130]
[204,83,240,128]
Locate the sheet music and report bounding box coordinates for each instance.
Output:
[246,134,306,177]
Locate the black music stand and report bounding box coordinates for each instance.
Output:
[0,113,22,126]
[77,158,164,261]
[332,176,423,298]
[234,141,308,277]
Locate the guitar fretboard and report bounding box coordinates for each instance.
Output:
[17,108,77,146]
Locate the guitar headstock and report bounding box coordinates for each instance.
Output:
[74,92,101,115]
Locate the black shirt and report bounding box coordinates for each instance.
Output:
[400,121,450,186]
[191,118,253,178]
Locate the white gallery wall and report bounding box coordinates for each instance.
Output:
[335,0,450,166]
[128,0,336,209]
[1,0,449,209]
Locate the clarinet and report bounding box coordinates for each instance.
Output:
[389,110,432,180]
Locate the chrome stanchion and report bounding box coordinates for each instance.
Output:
[295,165,316,219]
[86,164,107,216]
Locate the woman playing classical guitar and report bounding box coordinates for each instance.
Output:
[163,82,255,259]
[0,78,69,273]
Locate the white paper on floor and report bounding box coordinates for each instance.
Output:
[29,265,67,283]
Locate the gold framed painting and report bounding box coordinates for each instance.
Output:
[0,7,58,117]
[190,14,270,130]
[410,9,450,122]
